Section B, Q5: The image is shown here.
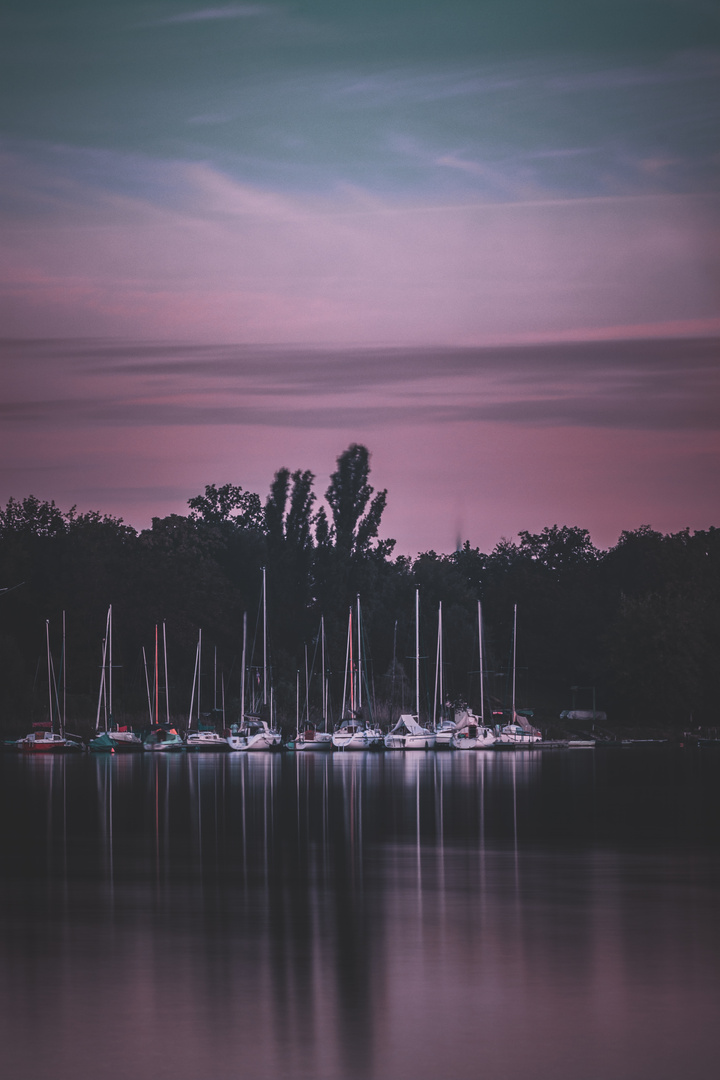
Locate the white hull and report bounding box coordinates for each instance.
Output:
[494,724,542,748]
[434,728,456,747]
[186,732,228,750]
[332,728,382,750]
[227,731,281,752]
[294,732,333,750]
[384,732,436,750]
[451,727,496,750]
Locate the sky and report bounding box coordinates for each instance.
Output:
[1,1,719,553]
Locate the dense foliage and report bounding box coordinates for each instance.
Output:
[1,445,718,735]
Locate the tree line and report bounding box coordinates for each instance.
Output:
[1,444,718,735]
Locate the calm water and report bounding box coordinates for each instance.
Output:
[1,748,719,1080]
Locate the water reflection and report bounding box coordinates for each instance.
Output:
[1,749,719,1080]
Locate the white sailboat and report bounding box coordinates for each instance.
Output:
[385,590,436,750]
[452,600,496,750]
[494,604,542,747]
[332,597,383,749]
[227,569,281,751]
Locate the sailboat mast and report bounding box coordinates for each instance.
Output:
[154,623,159,726]
[97,631,109,732]
[197,628,202,726]
[321,615,326,731]
[46,619,53,731]
[415,588,420,718]
[62,610,66,738]
[262,566,267,707]
[356,595,362,711]
[142,647,152,725]
[214,645,217,712]
[341,606,351,718]
[241,611,247,727]
[108,604,113,728]
[433,601,442,729]
[512,603,517,720]
[163,621,170,726]
[188,637,199,729]
[478,600,485,726]
[304,643,309,724]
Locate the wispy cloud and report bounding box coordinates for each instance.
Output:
[2,338,718,432]
[150,5,272,25]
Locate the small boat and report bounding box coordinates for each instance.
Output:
[332,716,382,750]
[385,590,436,750]
[227,715,281,751]
[494,721,542,747]
[186,729,228,750]
[142,725,184,751]
[19,723,72,753]
[385,713,435,750]
[451,707,496,750]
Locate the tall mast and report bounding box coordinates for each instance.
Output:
[97,631,109,732]
[46,619,53,731]
[262,566,267,707]
[62,610,66,738]
[304,643,309,725]
[197,628,202,726]
[342,606,352,719]
[415,588,420,718]
[321,615,326,731]
[433,601,442,729]
[142,647,152,725]
[214,645,217,712]
[478,600,485,726]
[163,621,170,726]
[296,669,300,731]
[188,635,199,729]
[108,604,113,728]
[154,623,159,726]
[512,603,517,721]
[241,611,247,727]
[356,595,362,711]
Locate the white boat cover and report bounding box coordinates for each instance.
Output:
[389,714,426,736]
[560,709,607,722]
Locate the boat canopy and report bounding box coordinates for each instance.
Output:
[389,714,426,736]
[560,709,607,722]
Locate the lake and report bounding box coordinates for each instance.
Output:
[1,748,719,1080]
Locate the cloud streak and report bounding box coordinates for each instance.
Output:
[2,338,718,432]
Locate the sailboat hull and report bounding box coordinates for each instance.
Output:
[384,732,436,750]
